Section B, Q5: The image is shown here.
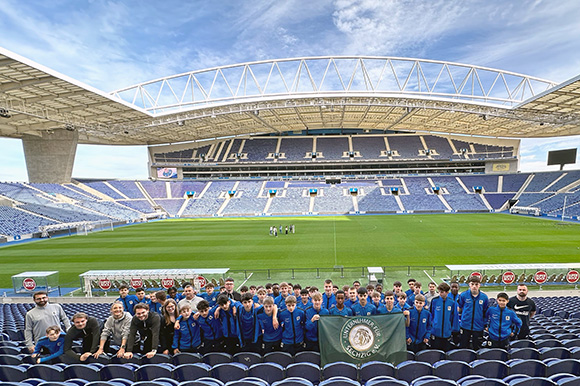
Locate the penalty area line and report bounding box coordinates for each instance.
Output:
[237,272,253,291]
[423,270,436,284]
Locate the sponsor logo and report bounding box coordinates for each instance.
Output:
[130,278,143,289]
[502,271,516,285]
[513,305,528,310]
[23,278,36,291]
[340,317,383,359]
[194,276,207,289]
[534,271,548,284]
[479,300,483,305]
[567,270,579,284]
[161,278,174,289]
[99,279,112,290]
[506,316,510,321]
[447,306,452,311]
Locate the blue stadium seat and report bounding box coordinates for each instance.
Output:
[99,364,136,381]
[0,354,24,365]
[172,363,211,382]
[412,377,456,386]
[27,364,64,382]
[540,347,571,360]
[294,351,320,366]
[395,361,432,385]
[546,358,580,377]
[509,348,540,360]
[509,377,556,386]
[140,353,172,365]
[271,377,314,386]
[501,374,530,384]
[509,340,535,349]
[135,363,173,381]
[63,364,100,382]
[460,379,507,386]
[319,376,360,386]
[470,360,508,379]
[0,365,27,382]
[446,349,477,363]
[263,351,293,367]
[415,350,446,365]
[432,360,470,381]
[365,376,407,386]
[359,361,395,383]
[508,359,546,377]
[233,352,262,367]
[286,362,321,385]
[323,362,358,380]
[211,363,248,383]
[477,348,508,361]
[203,353,233,366]
[248,363,285,384]
[559,379,580,386]
[173,353,203,365]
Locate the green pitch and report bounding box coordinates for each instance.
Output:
[1,213,579,289]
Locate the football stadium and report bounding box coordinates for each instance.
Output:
[1,5,580,385]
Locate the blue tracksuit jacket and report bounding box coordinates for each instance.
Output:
[407,307,432,344]
[329,306,354,316]
[430,296,458,339]
[257,311,282,342]
[173,316,201,350]
[486,305,522,341]
[305,306,329,342]
[117,295,139,315]
[280,308,305,345]
[33,333,65,363]
[457,291,489,332]
[351,302,377,316]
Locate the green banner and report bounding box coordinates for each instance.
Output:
[318,314,408,367]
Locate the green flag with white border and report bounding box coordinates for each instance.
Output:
[318,314,407,367]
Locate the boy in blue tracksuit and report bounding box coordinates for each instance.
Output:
[329,290,354,316]
[305,292,329,352]
[457,276,489,350]
[407,294,432,353]
[215,294,241,354]
[236,293,263,353]
[486,292,522,349]
[117,285,139,315]
[258,297,282,352]
[322,279,337,309]
[135,288,151,306]
[31,325,65,364]
[384,291,403,314]
[196,300,223,354]
[351,288,377,316]
[280,295,305,355]
[430,282,459,351]
[298,289,312,311]
[173,305,201,353]
[200,283,218,307]
[397,292,412,311]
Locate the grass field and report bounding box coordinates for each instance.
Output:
[1,213,580,291]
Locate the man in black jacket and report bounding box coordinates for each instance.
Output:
[124,303,161,359]
[224,277,241,301]
[63,312,101,362]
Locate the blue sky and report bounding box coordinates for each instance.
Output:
[1,0,580,181]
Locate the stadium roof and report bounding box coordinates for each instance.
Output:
[1,47,580,145]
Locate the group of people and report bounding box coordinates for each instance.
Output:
[24,275,535,364]
[269,225,295,236]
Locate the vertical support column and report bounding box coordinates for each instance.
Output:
[22,129,78,183]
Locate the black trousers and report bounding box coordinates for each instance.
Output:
[430,336,452,351]
[460,329,484,350]
[281,342,303,356]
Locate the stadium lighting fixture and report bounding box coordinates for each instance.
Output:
[0,108,11,118]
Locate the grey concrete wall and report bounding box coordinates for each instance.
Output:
[22,129,78,183]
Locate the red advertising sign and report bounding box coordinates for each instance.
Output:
[194,275,207,289]
[534,271,548,284]
[130,278,143,289]
[502,271,516,285]
[99,279,112,290]
[161,278,175,289]
[23,278,36,291]
[567,270,579,284]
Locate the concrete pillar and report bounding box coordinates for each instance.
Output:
[22,129,78,183]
